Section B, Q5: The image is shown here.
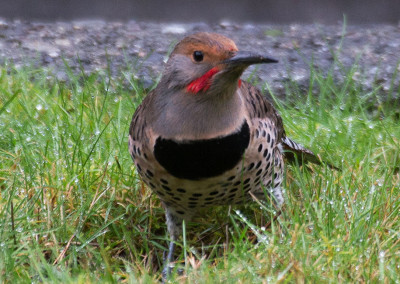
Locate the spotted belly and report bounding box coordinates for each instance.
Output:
[130,118,284,216]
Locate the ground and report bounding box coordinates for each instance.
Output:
[0,19,399,99]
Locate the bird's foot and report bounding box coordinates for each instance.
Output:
[161,264,173,282]
[161,263,184,282]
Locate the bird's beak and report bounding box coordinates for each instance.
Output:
[223,51,278,68]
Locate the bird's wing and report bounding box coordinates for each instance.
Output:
[240,81,337,169]
[240,81,285,142]
[129,90,156,144]
[128,90,157,164]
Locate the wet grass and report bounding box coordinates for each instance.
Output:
[0,59,399,283]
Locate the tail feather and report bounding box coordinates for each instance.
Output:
[281,136,338,170]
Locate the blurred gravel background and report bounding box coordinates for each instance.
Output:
[0,19,399,100]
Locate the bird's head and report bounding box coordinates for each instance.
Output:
[162,32,278,96]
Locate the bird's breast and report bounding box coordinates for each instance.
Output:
[154,120,250,180]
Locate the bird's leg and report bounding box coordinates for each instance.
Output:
[164,240,176,264]
[162,207,185,280]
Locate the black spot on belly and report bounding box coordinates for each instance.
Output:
[162,185,172,192]
[247,162,255,171]
[154,121,250,180]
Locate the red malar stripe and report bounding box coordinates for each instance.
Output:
[186,67,219,94]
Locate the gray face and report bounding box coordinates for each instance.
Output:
[162,53,215,91]
[146,50,245,140]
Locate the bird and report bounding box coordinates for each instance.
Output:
[128,32,331,278]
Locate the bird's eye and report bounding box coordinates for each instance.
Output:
[193,51,204,62]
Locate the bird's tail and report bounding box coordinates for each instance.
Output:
[281,136,338,170]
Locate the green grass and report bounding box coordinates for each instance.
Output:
[0,57,399,283]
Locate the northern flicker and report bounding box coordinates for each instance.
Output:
[129,32,330,277]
